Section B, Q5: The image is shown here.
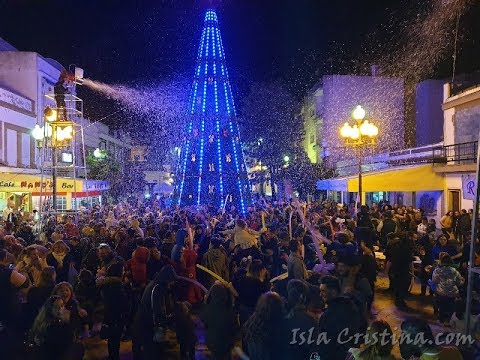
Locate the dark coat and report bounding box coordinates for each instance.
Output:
[317,296,362,360]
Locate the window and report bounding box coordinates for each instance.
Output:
[56,196,67,211]
[22,133,31,166]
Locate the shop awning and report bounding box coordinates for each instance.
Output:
[347,165,444,192]
[316,178,349,191]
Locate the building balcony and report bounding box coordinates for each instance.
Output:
[432,141,478,173]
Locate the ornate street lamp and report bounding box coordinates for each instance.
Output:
[339,105,379,205]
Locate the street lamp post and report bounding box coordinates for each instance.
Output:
[32,108,74,212]
[340,105,379,206]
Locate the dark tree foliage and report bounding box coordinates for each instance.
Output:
[239,80,305,199]
[87,153,146,201]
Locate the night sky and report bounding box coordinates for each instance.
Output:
[1,0,480,130]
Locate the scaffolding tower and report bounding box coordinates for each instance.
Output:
[36,79,90,225]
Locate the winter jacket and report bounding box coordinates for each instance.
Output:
[202,247,229,286]
[432,265,463,298]
[125,246,150,287]
[317,296,362,360]
[200,284,236,356]
[287,252,307,281]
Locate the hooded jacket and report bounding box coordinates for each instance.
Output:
[202,247,229,286]
[171,229,187,263]
[126,246,150,287]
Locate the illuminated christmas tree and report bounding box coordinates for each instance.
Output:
[176,9,250,212]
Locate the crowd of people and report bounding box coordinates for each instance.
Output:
[0,197,479,360]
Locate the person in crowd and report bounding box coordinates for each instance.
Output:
[440,211,454,236]
[287,239,308,281]
[133,264,176,360]
[417,232,435,297]
[449,298,480,334]
[51,225,66,243]
[98,256,128,360]
[432,234,460,261]
[399,318,463,360]
[317,275,362,360]
[16,245,48,285]
[174,301,197,360]
[74,269,97,333]
[26,266,56,327]
[0,248,28,357]
[47,240,73,283]
[432,253,464,325]
[220,219,263,255]
[202,236,230,289]
[125,245,150,289]
[145,237,172,281]
[456,209,471,245]
[284,279,318,359]
[385,232,414,309]
[64,216,80,239]
[377,211,397,249]
[417,216,429,235]
[30,295,83,359]
[242,291,287,360]
[96,243,124,282]
[52,281,88,337]
[234,259,270,325]
[347,319,397,360]
[327,231,357,263]
[201,282,236,360]
[336,255,372,318]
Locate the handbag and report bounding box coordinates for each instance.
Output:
[151,284,167,343]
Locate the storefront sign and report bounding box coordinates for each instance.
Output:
[84,180,110,191]
[462,174,477,200]
[0,174,82,193]
[0,87,34,113]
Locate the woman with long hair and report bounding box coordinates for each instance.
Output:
[347,320,397,360]
[200,282,236,360]
[30,295,81,359]
[242,291,287,360]
[26,266,56,327]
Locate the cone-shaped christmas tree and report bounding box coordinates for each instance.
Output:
[176,9,250,213]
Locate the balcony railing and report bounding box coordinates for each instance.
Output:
[433,141,478,165]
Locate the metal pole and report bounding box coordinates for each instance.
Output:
[465,132,480,336]
[52,146,57,212]
[358,146,363,206]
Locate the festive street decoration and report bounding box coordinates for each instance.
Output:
[176,9,250,212]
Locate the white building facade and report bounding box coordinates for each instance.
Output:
[0,38,130,213]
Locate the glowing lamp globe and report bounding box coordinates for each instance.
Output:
[351,125,360,140]
[44,107,57,122]
[32,124,44,141]
[340,123,352,138]
[359,120,371,136]
[352,105,366,121]
[93,148,103,158]
[283,155,290,162]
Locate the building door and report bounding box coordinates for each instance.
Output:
[448,190,461,212]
